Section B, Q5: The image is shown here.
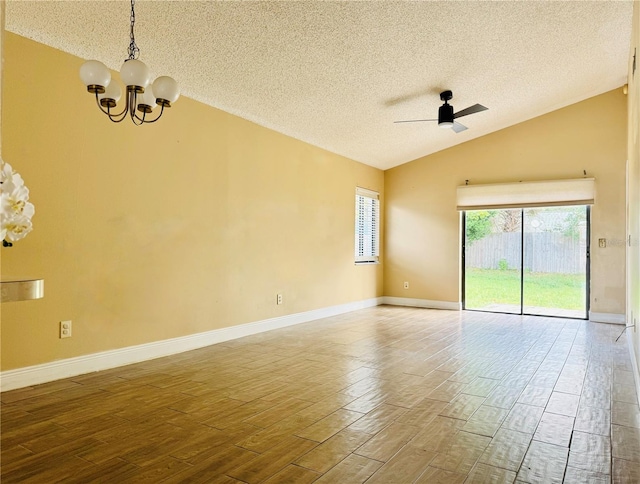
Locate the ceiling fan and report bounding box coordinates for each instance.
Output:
[394,90,488,133]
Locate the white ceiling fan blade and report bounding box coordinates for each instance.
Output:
[393,119,438,123]
[452,122,468,133]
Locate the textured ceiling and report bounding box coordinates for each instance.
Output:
[4,1,634,170]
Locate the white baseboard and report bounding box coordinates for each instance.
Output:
[0,297,383,392]
[381,296,461,311]
[589,311,626,325]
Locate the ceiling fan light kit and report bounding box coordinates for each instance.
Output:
[395,90,487,134]
[79,0,179,125]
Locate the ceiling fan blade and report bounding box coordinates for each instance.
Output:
[393,119,437,124]
[453,104,488,119]
[452,121,468,133]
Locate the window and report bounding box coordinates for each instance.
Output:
[355,187,380,263]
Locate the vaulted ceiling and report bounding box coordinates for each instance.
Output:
[5,1,633,170]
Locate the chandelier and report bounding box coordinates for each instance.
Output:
[79,0,179,125]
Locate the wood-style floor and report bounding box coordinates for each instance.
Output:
[2,306,640,483]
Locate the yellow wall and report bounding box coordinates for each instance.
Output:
[0,33,383,371]
[628,2,640,379]
[385,89,628,314]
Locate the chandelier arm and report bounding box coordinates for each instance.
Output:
[134,105,166,124]
[106,102,131,123]
[132,110,147,124]
[94,92,129,119]
[128,91,143,125]
[144,105,166,123]
[106,109,130,123]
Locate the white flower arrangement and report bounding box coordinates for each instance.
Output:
[0,159,35,247]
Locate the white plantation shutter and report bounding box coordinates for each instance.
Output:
[355,187,379,263]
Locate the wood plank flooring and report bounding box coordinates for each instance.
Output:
[2,306,640,483]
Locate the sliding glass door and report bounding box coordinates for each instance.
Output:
[463,206,589,319]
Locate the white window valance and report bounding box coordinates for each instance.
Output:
[456,178,595,211]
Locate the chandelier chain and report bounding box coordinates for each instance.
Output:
[127,0,140,60]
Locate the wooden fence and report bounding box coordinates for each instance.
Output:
[466,232,587,274]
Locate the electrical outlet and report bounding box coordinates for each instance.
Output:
[599,238,606,248]
[277,294,283,305]
[403,281,409,289]
[60,320,72,339]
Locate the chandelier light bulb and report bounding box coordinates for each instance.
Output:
[120,59,150,90]
[79,60,111,92]
[152,76,180,105]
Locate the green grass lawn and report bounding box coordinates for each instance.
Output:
[465,268,586,310]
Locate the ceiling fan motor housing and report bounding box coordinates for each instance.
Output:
[438,103,454,127]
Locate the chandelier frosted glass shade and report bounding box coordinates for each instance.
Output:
[152,77,180,105]
[98,81,122,107]
[137,86,157,113]
[119,59,150,90]
[79,60,111,93]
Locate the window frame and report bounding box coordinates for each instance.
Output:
[354,187,380,264]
